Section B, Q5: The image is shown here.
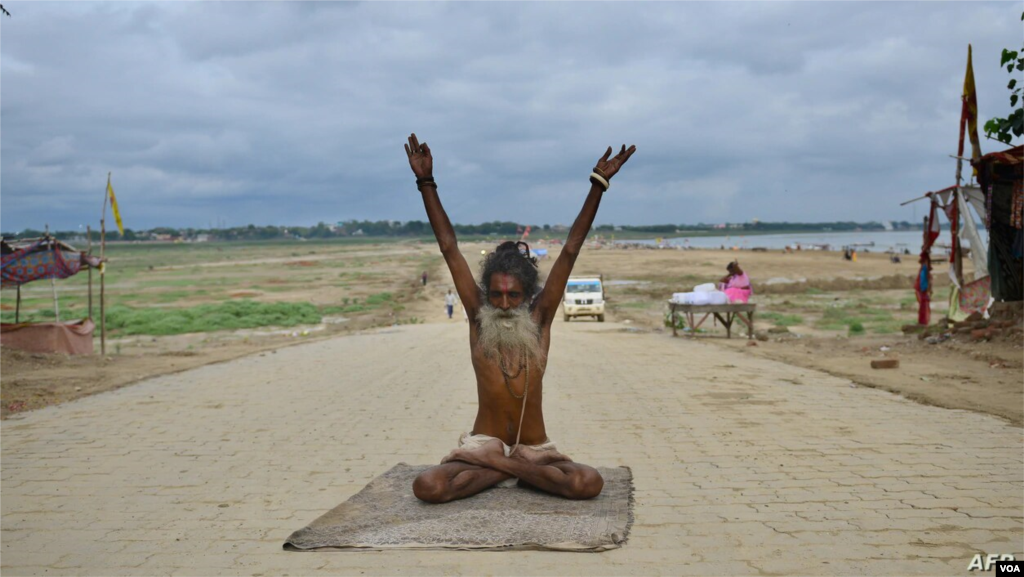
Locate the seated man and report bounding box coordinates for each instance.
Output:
[403,133,635,503]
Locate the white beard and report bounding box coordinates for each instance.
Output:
[476,302,545,366]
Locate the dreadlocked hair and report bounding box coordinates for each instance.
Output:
[480,241,540,299]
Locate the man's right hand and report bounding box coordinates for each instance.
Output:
[404,133,433,179]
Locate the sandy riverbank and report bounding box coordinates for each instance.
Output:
[2,240,1021,425]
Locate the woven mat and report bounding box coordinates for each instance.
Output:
[284,463,633,552]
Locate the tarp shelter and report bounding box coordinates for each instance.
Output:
[972,145,1023,303]
[1,236,102,355]
[912,184,991,323]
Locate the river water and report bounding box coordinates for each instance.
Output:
[617,229,986,252]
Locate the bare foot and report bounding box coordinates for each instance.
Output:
[511,445,572,466]
[441,439,506,466]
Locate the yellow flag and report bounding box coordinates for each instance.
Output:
[107,176,125,236]
[961,45,982,174]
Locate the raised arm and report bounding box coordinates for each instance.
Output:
[534,144,636,325]
[405,133,481,316]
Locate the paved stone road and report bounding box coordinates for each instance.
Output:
[2,322,1022,576]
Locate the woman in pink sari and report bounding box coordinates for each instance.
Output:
[718,261,752,303]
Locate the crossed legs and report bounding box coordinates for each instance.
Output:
[413,440,603,504]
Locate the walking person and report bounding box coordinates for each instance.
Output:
[444,289,457,319]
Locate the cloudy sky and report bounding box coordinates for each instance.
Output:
[1,1,1020,232]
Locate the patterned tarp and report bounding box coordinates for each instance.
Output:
[1,240,93,288]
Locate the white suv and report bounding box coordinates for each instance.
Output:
[562,276,605,322]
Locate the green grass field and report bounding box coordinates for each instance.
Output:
[2,239,434,336]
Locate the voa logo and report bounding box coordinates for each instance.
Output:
[967,553,1015,571]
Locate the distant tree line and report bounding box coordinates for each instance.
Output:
[1,220,532,242]
[1,219,931,243]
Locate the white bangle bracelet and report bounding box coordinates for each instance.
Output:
[589,172,610,191]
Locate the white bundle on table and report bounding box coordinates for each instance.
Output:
[707,290,729,305]
[673,283,731,305]
[671,292,692,304]
[671,290,729,305]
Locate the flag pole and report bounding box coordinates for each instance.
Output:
[100,173,109,356]
[950,47,964,306]
[953,43,980,293]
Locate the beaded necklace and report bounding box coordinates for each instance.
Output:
[499,349,528,398]
[498,348,530,454]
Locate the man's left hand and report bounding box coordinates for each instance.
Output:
[594,144,637,181]
[441,439,505,467]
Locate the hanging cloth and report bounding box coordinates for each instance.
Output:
[942,195,959,266]
[923,198,941,252]
[947,286,968,322]
[961,186,988,230]
[914,199,943,326]
[960,275,993,316]
[956,187,988,279]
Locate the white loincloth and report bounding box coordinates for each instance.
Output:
[446,432,563,488]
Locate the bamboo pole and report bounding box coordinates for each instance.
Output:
[87,225,93,319]
[101,174,109,356]
[900,193,931,207]
[51,277,60,323]
[45,225,60,322]
[15,285,21,323]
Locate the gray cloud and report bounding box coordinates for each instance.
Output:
[2,1,1020,231]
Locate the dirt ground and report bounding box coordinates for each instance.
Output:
[2,239,1022,426]
[1,239,449,417]
[569,244,1022,426]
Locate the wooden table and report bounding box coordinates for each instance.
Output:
[667,302,756,339]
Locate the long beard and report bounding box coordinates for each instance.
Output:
[476,303,545,366]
